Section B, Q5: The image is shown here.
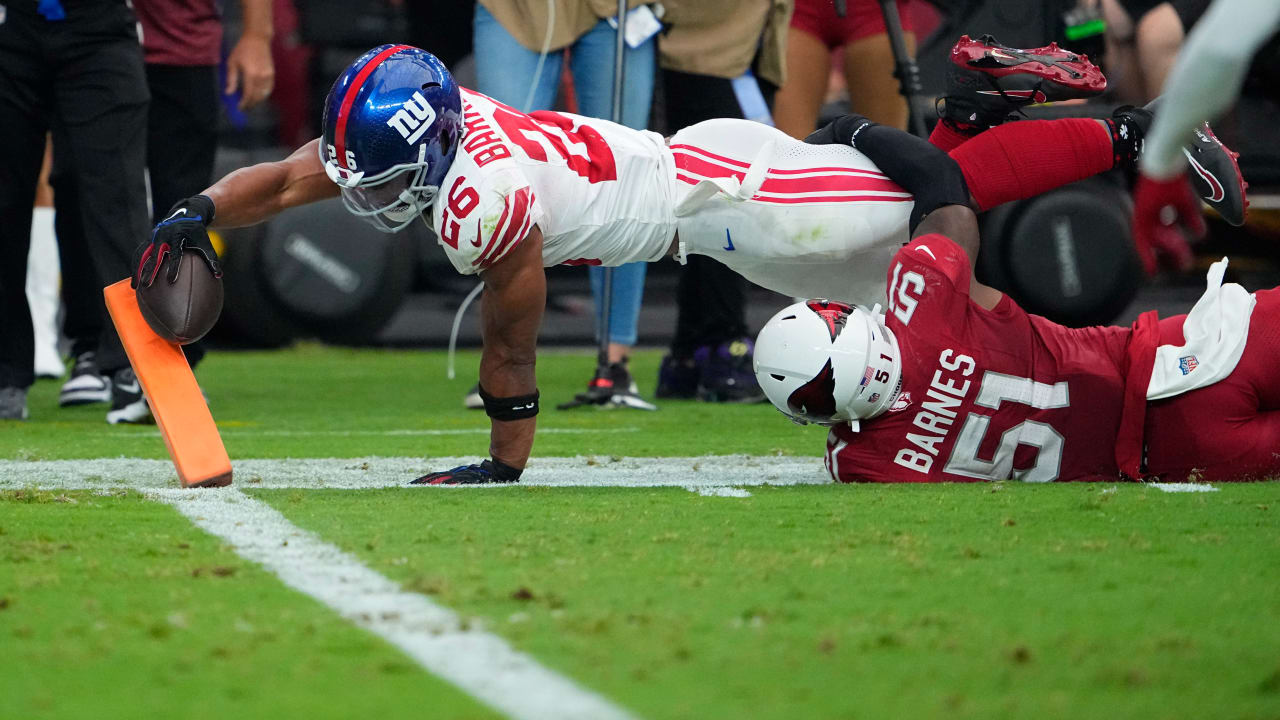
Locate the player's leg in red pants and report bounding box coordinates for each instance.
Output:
[939,118,1117,211]
[1143,287,1280,481]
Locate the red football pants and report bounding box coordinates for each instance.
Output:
[1143,288,1280,482]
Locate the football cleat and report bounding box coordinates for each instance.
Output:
[1119,99,1249,227]
[942,34,1107,127]
[1182,121,1248,227]
[60,351,112,407]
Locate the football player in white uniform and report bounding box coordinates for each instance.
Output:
[131,40,1245,484]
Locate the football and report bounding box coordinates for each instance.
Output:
[136,248,224,344]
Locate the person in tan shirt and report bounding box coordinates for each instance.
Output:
[471,0,660,409]
[652,0,795,405]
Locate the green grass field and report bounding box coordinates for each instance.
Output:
[3,346,1279,720]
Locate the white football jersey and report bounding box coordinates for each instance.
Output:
[670,119,915,304]
[428,89,677,274]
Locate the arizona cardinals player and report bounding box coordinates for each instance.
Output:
[131,38,1246,484]
[756,122,1278,483]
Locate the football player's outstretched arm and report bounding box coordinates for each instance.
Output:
[477,226,547,469]
[204,138,339,228]
[134,138,339,286]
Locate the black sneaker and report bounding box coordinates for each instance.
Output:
[942,34,1107,127]
[694,338,765,404]
[655,354,699,399]
[106,367,152,425]
[60,351,112,407]
[463,383,483,410]
[0,387,28,421]
[604,362,657,411]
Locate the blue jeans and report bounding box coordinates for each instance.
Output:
[473,5,654,347]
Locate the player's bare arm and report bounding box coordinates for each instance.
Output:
[204,138,339,228]
[477,226,546,470]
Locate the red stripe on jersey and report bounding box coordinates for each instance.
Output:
[677,173,909,204]
[479,210,533,270]
[670,143,888,179]
[749,193,912,204]
[476,187,534,269]
[674,152,909,198]
[669,144,749,169]
[475,190,516,265]
[672,152,745,183]
[768,165,886,178]
[334,44,411,170]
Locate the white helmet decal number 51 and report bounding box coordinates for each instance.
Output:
[386,91,438,145]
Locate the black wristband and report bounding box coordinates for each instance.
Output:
[170,194,216,227]
[482,458,523,483]
[477,384,540,421]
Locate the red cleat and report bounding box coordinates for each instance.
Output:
[943,34,1108,127]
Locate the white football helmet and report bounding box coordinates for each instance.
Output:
[753,300,902,426]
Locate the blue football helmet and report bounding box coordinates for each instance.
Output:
[321,44,463,232]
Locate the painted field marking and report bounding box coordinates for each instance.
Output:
[687,486,753,498]
[87,427,641,438]
[150,488,634,720]
[1,456,828,490]
[1149,483,1219,493]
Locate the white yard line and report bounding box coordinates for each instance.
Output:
[1148,482,1219,493]
[686,486,753,498]
[150,488,634,720]
[86,427,641,438]
[0,456,828,490]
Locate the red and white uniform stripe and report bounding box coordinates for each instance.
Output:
[431,95,918,304]
[668,118,916,304]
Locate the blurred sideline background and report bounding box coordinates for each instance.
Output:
[121,0,1280,348]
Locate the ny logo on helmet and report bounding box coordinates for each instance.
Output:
[386,91,438,145]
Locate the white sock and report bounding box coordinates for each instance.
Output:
[27,206,64,378]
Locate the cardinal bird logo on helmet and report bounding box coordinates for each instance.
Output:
[805,300,854,341]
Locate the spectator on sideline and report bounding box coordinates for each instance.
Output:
[468,0,659,410]
[0,0,152,422]
[654,0,793,404]
[1100,0,1211,103]
[53,0,275,422]
[773,0,915,137]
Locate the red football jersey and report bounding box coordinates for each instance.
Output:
[826,234,1134,483]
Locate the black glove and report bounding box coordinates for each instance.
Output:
[409,458,523,485]
[133,195,222,289]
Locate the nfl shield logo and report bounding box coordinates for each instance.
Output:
[890,391,912,412]
[1178,355,1199,375]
